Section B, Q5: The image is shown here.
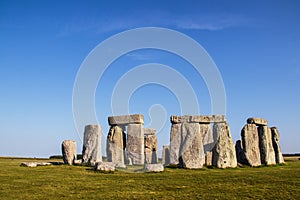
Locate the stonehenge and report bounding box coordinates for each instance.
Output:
[106,114,159,166]
[169,115,236,169]
[236,118,284,166]
[60,114,285,171]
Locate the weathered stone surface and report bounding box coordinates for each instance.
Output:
[241,124,261,166]
[170,115,226,124]
[235,140,246,164]
[169,123,181,165]
[144,128,156,135]
[37,162,52,166]
[258,126,276,165]
[205,151,213,166]
[162,145,170,166]
[126,124,144,165]
[82,125,102,166]
[108,114,144,125]
[201,124,214,153]
[62,140,77,165]
[73,160,82,165]
[271,127,285,164]
[179,123,205,169]
[212,123,237,168]
[20,162,52,167]
[144,133,158,164]
[247,118,268,126]
[20,162,37,167]
[144,164,164,172]
[106,125,125,167]
[94,162,115,172]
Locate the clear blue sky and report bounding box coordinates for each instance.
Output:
[1,0,299,157]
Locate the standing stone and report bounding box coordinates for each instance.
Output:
[212,123,237,168]
[106,125,126,168]
[205,151,213,166]
[62,140,77,165]
[258,126,276,165]
[201,124,214,153]
[241,124,261,166]
[169,123,182,165]
[162,145,170,166]
[179,123,205,169]
[82,125,102,166]
[127,124,144,165]
[271,127,285,164]
[235,140,246,164]
[144,133,158,164]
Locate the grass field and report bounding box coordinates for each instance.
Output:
[0,157,299,199]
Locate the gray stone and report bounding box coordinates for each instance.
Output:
[162,145,170,166]
[126,124,144,165]
[144,163,164,172]
[258,126,276,165]
[94,162,115,172]
[212,123,237,168]
[144,133,158,164]
[106,125,125,167]
[82,125,102,166]
[235,140,246,164]
[241,124,261,166]
[179,123,205,169]
[37,162,52,166]
[144,128,156,135]
[108,114,144,125]
[62,140,77,165]
[169,123,181,165]
[205,151,213,166]
[247,117,268,126]
[20,162,37,167]
[73,160,82,165]
[271,127,285,164]
[201,124,214,153]
[170,115,226,124]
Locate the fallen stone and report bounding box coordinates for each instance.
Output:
[162,145,170,166]
[62,140,77,165]
[94,162,115,172]
[169,123,181,165]
[20,162,37,167]
[247,118,268,126]
[179,123,205,169]
[82,125,102,166]
[126,124,144,165]
[106,125,125,167]
[212,123,237,168]
[271,127,285,164]
[73,160,82,165]
[108,114,144,125]
[241,124,261,166]
[170,115,226,124]
[37,162,52,166]
[144,164,164,172]
[258,126,276,165]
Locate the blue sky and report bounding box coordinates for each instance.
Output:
[0,0,299,157]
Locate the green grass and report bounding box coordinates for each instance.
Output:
[0,157,299,199]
